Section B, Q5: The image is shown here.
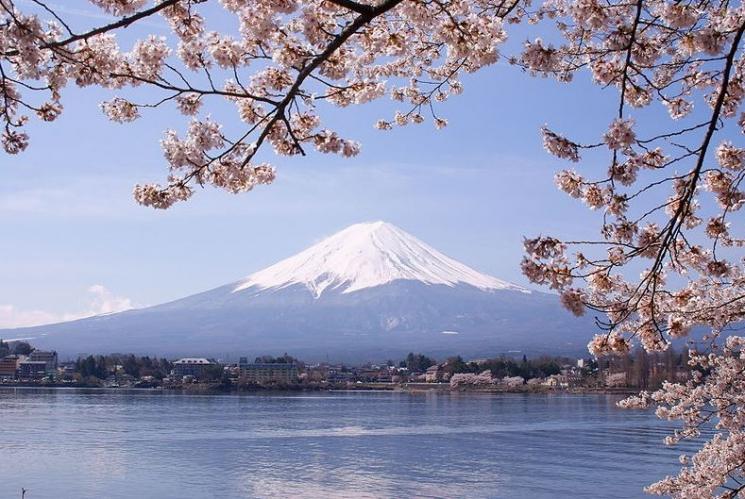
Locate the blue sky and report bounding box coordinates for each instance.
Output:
[1,5,625,327]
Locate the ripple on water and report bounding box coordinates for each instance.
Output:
[0,389,686,499]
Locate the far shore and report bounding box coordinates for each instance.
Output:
[0,382,640,396]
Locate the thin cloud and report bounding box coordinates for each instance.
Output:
[0,285,135,329]
[15,0,168,30]
[0,182,139,218]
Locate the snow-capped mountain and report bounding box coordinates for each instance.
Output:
[234,221,527,297]
[1,222,593,361]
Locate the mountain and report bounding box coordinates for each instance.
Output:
[2,222,593,361]
[234,221,526,296]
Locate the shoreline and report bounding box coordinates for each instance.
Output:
[0,382,641,396]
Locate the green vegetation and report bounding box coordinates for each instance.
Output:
[443,355,569,379]
[400,352,436,372]
[254,353,298,364]
[75,354,173,381]
[10,341,32,355]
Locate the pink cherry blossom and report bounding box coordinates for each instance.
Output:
[5,0,745,492]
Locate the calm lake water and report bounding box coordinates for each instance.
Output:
[0,388,692,498]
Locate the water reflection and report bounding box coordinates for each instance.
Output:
[0,389,687,499]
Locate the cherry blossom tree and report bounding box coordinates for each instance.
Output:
[4,0,745,495]
[449,369,494,387]
[517,1,745,495]
[0,0,515,207]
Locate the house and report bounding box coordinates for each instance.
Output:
[172,358,217,379]
[425,365,443,382]
[239,362,298,384]
[326,368,353,383]
[542,374,569,388]
[0,356,19,379]
[59,361,77,374]
[355,367,387,382]
[28,350,58,374]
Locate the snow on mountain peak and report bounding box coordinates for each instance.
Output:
[233,221,528,297]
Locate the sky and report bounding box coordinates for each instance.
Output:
[1,3,630,328]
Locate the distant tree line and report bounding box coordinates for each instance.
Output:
[254,353,299,365]
[390,352,570,379]
[442,355,568,379]
[75,354,173,380]
[399,352,437,372]
[596,347,690,389]
[0,340,34,357]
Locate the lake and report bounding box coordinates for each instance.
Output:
[0,388,691,498]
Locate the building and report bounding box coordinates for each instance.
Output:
[355,367,387,382]
[28,350,58,374]
[0,356,18,379]
[425,365,443,382]
[59,361,77,374]
[239,362,298,384]
[18,361,48,380]
[326,368,353,383]
[172,358,217,379]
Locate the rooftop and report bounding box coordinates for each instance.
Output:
[241,363,297,369]
[173,358,214,365]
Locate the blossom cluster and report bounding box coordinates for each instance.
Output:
[449,370,494,388]
[1,0,515,207]
[616,338,745,496]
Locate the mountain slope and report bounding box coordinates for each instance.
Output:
[234,221,526,297]
[2,222,593,361]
